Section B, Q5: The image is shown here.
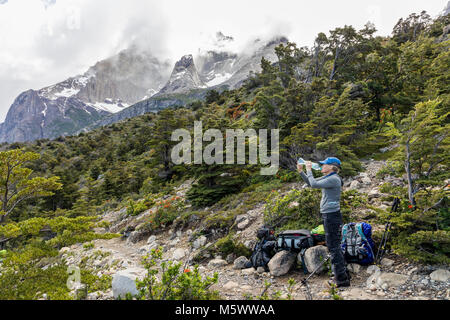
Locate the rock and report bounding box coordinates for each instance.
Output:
[237,218,250,230]
[223,281,239,290]
[226,253,237,264]
[147,235,157,244]
[268,251,296,277]
[368,189,381,199]
[367,265,380,275]
[126,230,147,244]
[192,236,207,249]
[381,258,395,267]
[430,269,450,282]
[172,248,186,260]
[347,263,361,274]
[244,240,256,249]
[235,214,247,224]
[112,267,146,299]
[59,247,70,254]
[361,176,372,185]
[257,267,266,274]
[375,273,409,289]
[407,267,419,275]
[301,245,329,274]
[349,180,361,190]
[233,256,249,270]
[241,268,256,276]
[208,259,227,268]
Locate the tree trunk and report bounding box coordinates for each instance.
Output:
[405,141,416,206]
[329,46,340,81]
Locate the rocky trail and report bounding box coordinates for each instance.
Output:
[57,160,450,300]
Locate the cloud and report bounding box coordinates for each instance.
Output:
[0,0,169,121]
[0,0,446,122]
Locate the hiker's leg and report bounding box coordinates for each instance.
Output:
[323,211,348,283]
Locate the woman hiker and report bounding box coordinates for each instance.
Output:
[297,157,350,287]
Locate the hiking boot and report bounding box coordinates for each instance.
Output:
[327,278,350,288]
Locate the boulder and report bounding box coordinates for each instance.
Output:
[223,281,239,290]
[375,272,408,289]
[126,230,147,244]
[268,251,296,277]
[192,235,207,249]
[361,176,372,185]
[430,269,450,282]
[347,263,361,274]
[233,256,250,270]
[366,265,380,275]
[349,180,361,190]
[112,267,146,299]
[172,248,186,260]
[237,218,250,230]
[207,259,227,268]
[381,258,395,267]
[368,189,381,199]
[226,253,237,264]
[147,235,157,244]
[241,268,256,276]
[300,245,329,274]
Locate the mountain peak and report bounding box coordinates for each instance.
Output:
[175,54,195,69]
[156,54,206,95]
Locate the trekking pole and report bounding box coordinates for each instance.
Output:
[300,254,331,300]
[375,197,400,265]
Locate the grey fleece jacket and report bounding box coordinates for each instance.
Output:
[300,169,343,214]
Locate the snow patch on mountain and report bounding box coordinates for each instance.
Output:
[88,99,129,114]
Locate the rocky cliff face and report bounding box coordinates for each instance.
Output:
[85,36,289,130]
[156,55,207,96]
[1,35,288,143]
[0,47,170,143]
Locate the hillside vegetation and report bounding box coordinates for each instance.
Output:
[0,11,449,299]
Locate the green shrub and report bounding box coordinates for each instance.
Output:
[214,234,251,257]
[264,188,322,231]
[134,247,220,300]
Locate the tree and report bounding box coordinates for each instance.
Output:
[0,149,62,224]
[385,99,449,205]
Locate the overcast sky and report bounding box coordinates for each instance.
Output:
[0,0,447,122]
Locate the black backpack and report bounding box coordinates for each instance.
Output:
[247,226,277,270]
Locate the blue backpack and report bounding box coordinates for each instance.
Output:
[341,222,375,265]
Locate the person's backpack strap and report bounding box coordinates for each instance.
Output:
[341,224,349,244]
[356,222,375,263]
[356,223,368,243]
[300,248,308,274]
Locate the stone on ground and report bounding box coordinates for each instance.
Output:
[301,245,329,274]
[268,251,296,277]
[430,269,450,282]
[112,267,146,299]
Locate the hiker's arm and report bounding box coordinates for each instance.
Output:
[306,169,334,189]
[299,171,311,186]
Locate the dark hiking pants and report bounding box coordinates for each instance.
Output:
[322,210,348,283]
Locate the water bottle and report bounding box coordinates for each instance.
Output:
[297,158,322,170]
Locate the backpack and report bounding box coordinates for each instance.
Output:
[341,222,375,265]
[276,229,314,274]
[247,226,277,270]
[310,225,326,245]
[276,229,314,252]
